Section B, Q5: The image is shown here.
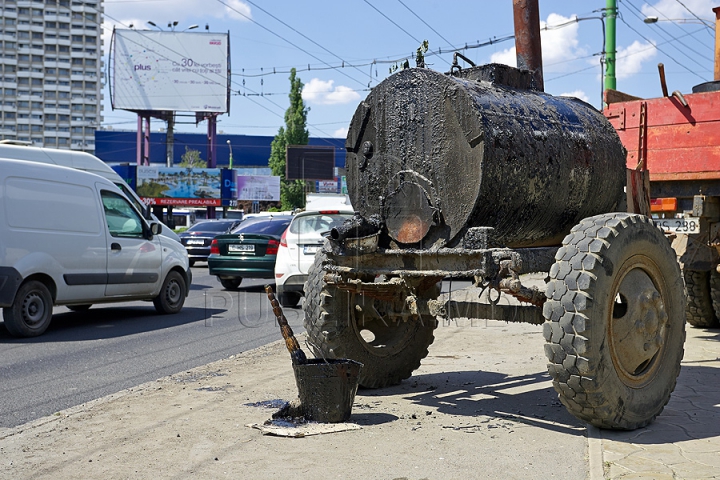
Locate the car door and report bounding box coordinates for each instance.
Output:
[100,190,163,297]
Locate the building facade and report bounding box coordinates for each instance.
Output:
[0,0,103,152]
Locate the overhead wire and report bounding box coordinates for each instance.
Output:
[622,0,712,65]
[242,0,375,87]
[616,8,706,80]
[212,0,369,90]
[674,0,716,30]
[395,0,455,66]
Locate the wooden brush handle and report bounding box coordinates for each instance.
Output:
[265,285,307,365]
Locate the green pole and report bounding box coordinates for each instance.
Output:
[604,0,617,91]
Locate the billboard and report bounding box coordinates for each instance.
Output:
[136,166,223,206]
[111,30,229,113]
[286,145,335,180]
[237,176,281,201]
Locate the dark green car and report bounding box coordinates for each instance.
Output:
[208,215,293,290]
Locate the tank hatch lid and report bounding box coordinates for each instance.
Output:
[453,63,538,90]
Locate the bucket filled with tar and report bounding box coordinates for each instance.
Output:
[264,285,362,423]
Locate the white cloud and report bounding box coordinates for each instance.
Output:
[641,0,715,21]
[616,40,657,79]
[490,13,585,69]
[333,127,349,138]
[559,90,590,102]
[302,78,361,105]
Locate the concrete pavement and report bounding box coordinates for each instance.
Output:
[0,316,718,479]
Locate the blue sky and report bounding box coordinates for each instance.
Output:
[101,0,718,139]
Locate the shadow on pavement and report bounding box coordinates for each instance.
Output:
[358,369,585,436]
[0,306,224,343]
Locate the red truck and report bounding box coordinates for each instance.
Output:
[603,11,720,328]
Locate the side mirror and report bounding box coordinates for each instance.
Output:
[151,222,162,236]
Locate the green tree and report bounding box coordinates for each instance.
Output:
[269,68,309,210]
[179,147,207,168]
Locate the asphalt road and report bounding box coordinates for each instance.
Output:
[0,266,306,429]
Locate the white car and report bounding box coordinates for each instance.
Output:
[274,209,354,307]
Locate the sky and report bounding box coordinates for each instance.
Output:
[100,0,719,139]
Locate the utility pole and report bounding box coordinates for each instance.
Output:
[604,0,617,91]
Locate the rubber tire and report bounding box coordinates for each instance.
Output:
[219,278,242,290]
[279,292,301,308]
[684,269,719,328]
[67,305,92,312]
[303,244,437,388]
[543,213,686,430]
[153,271,186,314]
[3,280,54,337]
[707,270,720,328]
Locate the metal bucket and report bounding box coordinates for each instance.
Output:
[292,358,363,423]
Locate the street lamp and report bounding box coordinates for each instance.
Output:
[185,24,199,31]
[227,139,233,169]
[643,16,712,27]
[147,21,162,30]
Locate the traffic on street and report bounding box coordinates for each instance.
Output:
[0,265,306,429]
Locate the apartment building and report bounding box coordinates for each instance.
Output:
[0,0,103,153]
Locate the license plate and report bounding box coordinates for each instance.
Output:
[229,244,254,252]
[303,245,320,255]
[654,217,700,234]
[186,239,204,245]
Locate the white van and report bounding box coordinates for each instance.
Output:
[0,158,192,337]
[0,142,181,243]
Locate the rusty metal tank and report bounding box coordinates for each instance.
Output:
[344,64,626,248]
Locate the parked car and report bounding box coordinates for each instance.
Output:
[274,209,354,307]
[178,219,242,266]
[208,215,293,290]
[0,159,191,337]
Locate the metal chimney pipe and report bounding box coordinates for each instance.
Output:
[714,6,720,81]
[513,0,544,91]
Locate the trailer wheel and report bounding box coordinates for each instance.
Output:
[684,269,719,328]
[543,213,685,430]
[303,245,437,388]
[3,280,54,337]
[707,270,720,328]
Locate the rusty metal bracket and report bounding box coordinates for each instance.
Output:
[636,101,648,171]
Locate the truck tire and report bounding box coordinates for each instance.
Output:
[543,213,685,430]
[708,270,720,328]
[3,280,53,337]
[153,271,186,314]
[685,269,719,328]
[303,246,437,388]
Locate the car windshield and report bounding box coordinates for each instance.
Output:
[187,221,236,232]
[232,217,292,235]
[289,213,353,235]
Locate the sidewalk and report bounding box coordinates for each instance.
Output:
[0,318,718,479]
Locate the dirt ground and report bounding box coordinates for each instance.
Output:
[0,318,589,480]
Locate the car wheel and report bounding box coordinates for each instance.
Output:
[219,278,242,290]
[153,271,186,314]
[279,292,302,308]
[3,280,54,337]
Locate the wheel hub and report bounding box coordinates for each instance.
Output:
[610,266,668,385]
